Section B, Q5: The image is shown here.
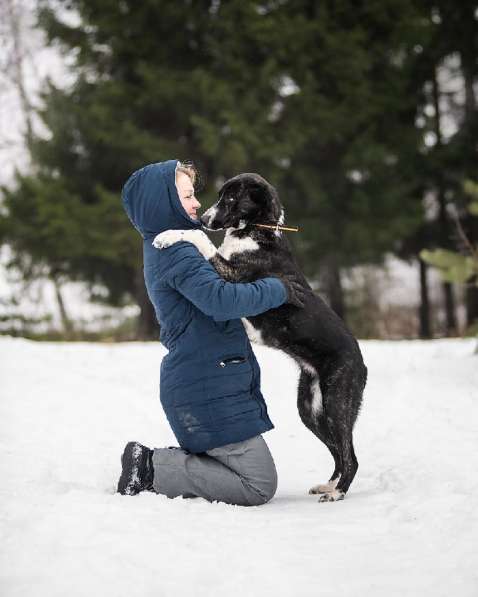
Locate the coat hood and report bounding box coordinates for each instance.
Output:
[121,160,202,239]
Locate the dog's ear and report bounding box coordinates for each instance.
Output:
[217,182,227,199]
[218,180,239,201]
[247,181,268,204]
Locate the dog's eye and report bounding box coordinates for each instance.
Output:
[227,196,235,203]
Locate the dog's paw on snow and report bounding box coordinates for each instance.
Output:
[308,476,340,495]
[317,489,345,503]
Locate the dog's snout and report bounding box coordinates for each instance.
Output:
[199,210,213,229]
[200,206,220,230]
[199,213,209,227]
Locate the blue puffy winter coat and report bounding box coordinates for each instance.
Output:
[121,160,287,453]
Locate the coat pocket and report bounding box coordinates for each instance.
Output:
[205,353,253,399]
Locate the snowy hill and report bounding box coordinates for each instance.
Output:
[1,337,477,596]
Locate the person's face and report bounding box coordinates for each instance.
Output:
[175,171,201,220]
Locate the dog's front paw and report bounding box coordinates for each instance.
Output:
[152,230,185,249]
[153,229,217,259]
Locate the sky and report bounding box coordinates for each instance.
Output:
[0,0,74,185]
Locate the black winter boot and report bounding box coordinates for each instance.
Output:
[117,441,155,495]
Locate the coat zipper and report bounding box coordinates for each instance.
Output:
[218,356,247,368]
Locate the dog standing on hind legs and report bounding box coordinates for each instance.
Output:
[154,173,368,502]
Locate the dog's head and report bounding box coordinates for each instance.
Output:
[200,173,283,231]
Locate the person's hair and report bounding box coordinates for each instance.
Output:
[176,160,197,186]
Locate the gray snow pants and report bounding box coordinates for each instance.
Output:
[151,434,277,506]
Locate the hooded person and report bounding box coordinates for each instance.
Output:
[117,159,297,506]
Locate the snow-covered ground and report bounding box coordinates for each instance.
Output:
[0,336,477,597]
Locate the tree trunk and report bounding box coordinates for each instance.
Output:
[442,282,458,336]
[322,254,345,321]
[465,283,478,329]
[463,202,478,328]
[432,68,458,336]
[53,278,74,337]
[419,258,432,339]
[134,267,158,340]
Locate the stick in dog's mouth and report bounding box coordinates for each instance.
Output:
[254,223,300,232]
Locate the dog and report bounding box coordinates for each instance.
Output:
[153,173,368,502]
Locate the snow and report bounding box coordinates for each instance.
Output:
[0,336,477,596]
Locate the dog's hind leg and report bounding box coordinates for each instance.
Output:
[316,357,364,502]
[316,428,356,503]
[296,368,343,497]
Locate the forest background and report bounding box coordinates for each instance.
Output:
[0,0,477,342]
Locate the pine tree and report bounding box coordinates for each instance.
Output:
[1,1,289,338]
[0,0,451,336]
[259,0,427,319]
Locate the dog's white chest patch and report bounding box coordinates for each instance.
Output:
[219,233,259,260]
[241,318,265,345]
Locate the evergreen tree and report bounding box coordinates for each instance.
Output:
[380,1,478,337]
[0,0,451,336]
[260,0,426,318]
[1,1,289,338]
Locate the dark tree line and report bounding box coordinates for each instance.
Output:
[0,0,476,339]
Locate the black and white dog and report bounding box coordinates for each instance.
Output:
[154,173,367,502]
